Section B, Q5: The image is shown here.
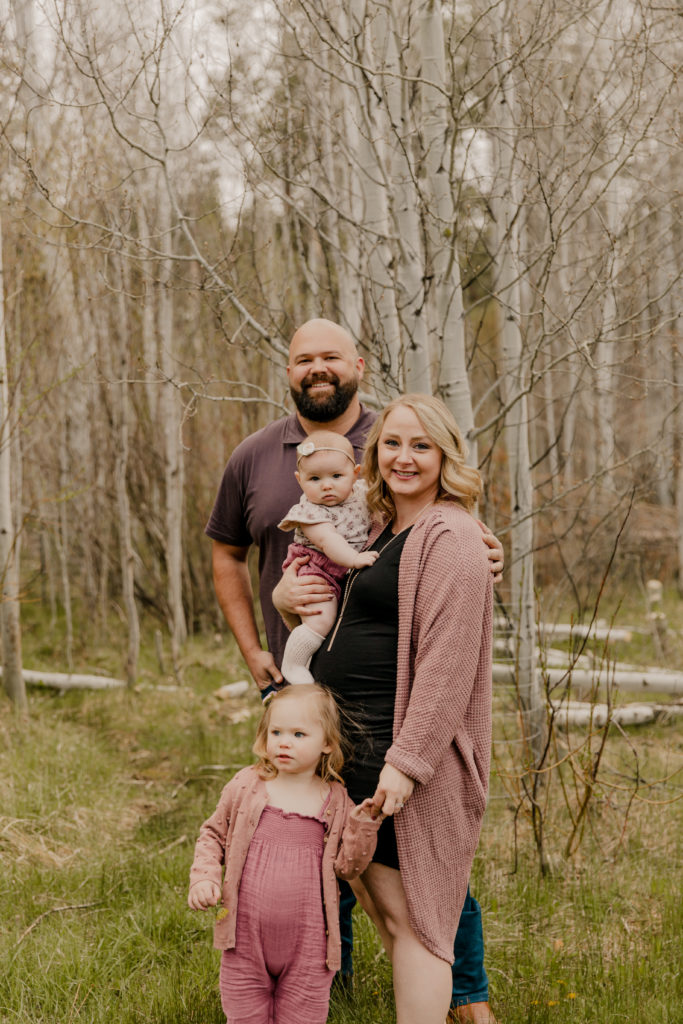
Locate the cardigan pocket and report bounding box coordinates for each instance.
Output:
[454,737,487,815]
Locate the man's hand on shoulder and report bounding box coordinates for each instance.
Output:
[477,520,504,584]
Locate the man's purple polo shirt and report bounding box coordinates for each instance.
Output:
[205,407,377,666]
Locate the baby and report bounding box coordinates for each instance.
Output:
[277,430,378,686]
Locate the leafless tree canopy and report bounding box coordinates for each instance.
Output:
[1,0,681,696]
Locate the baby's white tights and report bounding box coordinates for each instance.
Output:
[280,623,326,686]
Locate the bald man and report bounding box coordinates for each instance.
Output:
[206,319,500,1024]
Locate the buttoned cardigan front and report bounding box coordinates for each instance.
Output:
[188,765,379,970]
[366,501,494,964]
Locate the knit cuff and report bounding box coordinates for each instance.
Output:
[346,812,382,834]
[384,744,434,786]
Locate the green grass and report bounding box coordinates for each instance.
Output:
[2,629,682,1024]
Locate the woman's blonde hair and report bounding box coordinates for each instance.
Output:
[361,393,482,519]
[252,683,345,784]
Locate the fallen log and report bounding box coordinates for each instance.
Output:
[214,681,250,699]
[538,623,634,642]
[493,640,593,670]
[495,618,637,643]
[0,667,126,691]
[493,662,683,695]
[550,700,656,727]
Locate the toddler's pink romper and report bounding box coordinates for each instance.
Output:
[219,798,334,1024]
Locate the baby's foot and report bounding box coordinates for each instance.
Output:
[283,665,315,686]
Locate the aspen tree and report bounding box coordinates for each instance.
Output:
[0,218,26,711]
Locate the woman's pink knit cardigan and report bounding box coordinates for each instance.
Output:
[367,501,493,963]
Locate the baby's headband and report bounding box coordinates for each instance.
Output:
[296,439,356,466]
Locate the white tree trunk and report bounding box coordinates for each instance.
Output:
[317,41,363,337]
[647,202,675,507]
[137,201,159,424]
[593,175,619,478]
[113,262,140,687]
[0,217,26,711]
[347,0,403,398]
[489,51,543,763]
[672,200,683,593]
[157,183,188,658]
[369,4,432,393]
[57,417,74,671]
[419,1,474,448]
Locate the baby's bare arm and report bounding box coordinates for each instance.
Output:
[300,522,378,569]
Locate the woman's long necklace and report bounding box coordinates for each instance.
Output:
[325,498,436,652]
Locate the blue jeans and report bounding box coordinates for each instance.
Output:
[450,889,489,1006]
[337,882,489,1006]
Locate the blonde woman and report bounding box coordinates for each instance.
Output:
[306,394,494,1024]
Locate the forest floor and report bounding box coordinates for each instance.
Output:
[1,617,682,1024]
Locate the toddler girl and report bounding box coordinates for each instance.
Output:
[276,430,377,686]
[188,683,380,1024]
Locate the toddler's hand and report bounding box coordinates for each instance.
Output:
[352,797,384,822]
[188,880,221,910]
[353,551,379,568]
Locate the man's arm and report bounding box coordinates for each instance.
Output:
[211,540,283,691]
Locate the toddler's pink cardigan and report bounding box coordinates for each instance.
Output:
[189,765,379,970]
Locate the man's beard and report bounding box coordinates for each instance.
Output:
[290,374,359,422]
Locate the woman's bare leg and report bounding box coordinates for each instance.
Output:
[349,875,394,957]
[360,862,452,1024]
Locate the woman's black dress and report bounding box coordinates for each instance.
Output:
[310,523,410,868]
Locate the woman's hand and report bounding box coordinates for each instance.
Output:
[272,558,335,623]
[371,763,415,818]
[188,880,221,910]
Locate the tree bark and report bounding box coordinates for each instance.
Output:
[112,259,140,688]
[419,1,475,450]
[370,3,432,393]
[157,181,188,659]
[489,38,543,764]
